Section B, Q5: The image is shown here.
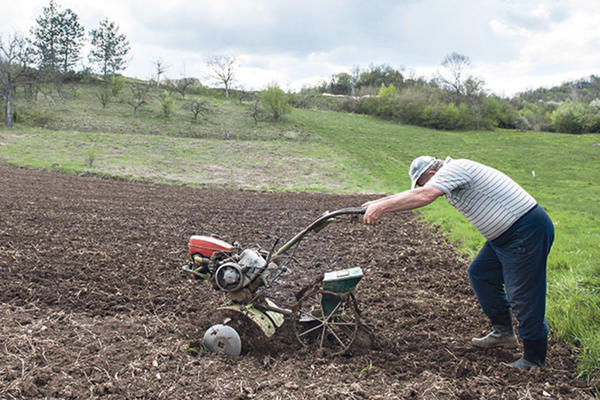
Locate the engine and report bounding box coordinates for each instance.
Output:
[214,248,278,292]
[183,235,280,295]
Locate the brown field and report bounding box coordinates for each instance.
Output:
[0,166,595,399]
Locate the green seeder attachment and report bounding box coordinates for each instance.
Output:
[321,267,363,316]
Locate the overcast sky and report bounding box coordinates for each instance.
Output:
[2,0,599,97]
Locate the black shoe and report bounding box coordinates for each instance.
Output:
[471,331,519,348]
[504,357,543,369]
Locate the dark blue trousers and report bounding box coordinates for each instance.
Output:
[468,205,554,341]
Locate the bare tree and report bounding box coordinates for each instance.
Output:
[126,82,151,114]
[464,77,486,129]
[174,77,199,99]
[249,95,262,125]
[206,55,235,97]
[0,33,33,127]
[96,86,110,110]
[237,89,254,104]
[153,58,167,88]
[162,78,176,95]
[438,52,471,100]
[350,65,360,96]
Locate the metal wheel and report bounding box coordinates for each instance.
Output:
[203,324,242,356]
[293,287,360,356]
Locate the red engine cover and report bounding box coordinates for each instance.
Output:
[188,235,232,258]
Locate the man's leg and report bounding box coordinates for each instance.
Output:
[468,241,517,348]
[493,206,554,367]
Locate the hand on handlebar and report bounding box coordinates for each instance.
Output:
[362,203,383,225]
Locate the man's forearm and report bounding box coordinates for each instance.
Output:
[363,186,443,224]
[376,190,433,212]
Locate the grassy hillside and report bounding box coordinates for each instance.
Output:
[1,81,599,378]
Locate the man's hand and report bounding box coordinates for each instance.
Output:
[363,202,384,225]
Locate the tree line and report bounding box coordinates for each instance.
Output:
[290,55,600,134]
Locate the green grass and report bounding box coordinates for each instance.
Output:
[17,81,312,141]
[0,127,355,191]
[2,82,599,377]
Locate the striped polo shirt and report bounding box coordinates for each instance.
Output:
[426,157,537,240]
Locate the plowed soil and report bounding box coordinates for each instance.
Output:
[0,166,596,399]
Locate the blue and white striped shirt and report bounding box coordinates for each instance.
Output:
[426,157,537,240]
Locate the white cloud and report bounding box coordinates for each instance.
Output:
[1,0,599,97]
[480,1,600,94]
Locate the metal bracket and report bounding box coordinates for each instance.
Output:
[218,302,283,337]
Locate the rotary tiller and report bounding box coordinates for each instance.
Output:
[181,207,366,356]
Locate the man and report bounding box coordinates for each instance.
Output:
[363,156,554,368]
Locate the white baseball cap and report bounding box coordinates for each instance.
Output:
[408,156,437,190]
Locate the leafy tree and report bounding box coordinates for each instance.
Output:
[589,99,600,132]
[328,72,353,95]
[421,103,464,130]
[207,55,235,97]
[514,75,600,104]
[356,64,404,91]
[57,7,84,73]
[519,102,547,130]
[89,18,130,80]
[482,96,523,129]
[376,83,400,119]
[189,98,210,120]
[551,100,593,133]
[0,33,34,127]
[29,0,61,72]
[30,1,84,74]
[260,84,291,120]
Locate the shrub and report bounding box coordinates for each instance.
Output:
[420,104,442,128]
[85,147,97,167]
[457,103,476,129]
[376,84,400,120]
[97,87,111,110]
[442,103,463,129]
[260,84,291,120]
[288,88,319,109]
[396,87,432,126]
[551,100,592,133]
[189,99,210,120]
[356,96,378,116]
[485,98,522,129]
[159,91,174,118]
[588,100,600,132]
[108,75,125,97]
[15,108,55,127]
[62,68,97,83]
